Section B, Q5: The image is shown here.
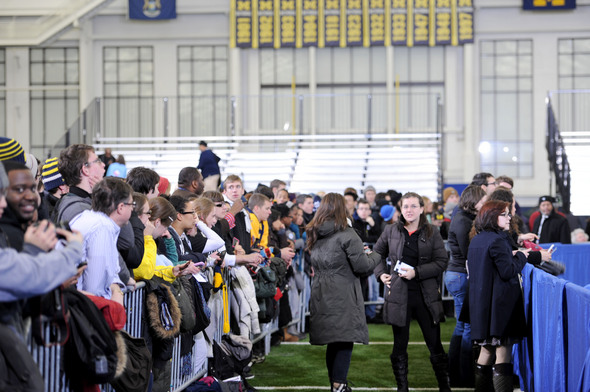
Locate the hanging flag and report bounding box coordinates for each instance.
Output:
[129,0,177,20]
[523,0,576,10]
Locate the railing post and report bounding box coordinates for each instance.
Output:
[298,95,304,135]
[163,97,169,138]
[437,95,444,202]
[367,94,372,135]
[95,97,101,141]
[230,96,236,137]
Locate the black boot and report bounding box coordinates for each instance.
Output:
[447,335,462,387]
[332,382,352,392]
[474,364,494,392]
[390,353,409,392]
[430,353,451,392]
[492,363,514,392]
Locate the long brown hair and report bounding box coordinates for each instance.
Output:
[473,200,509,235]
[305,193,348,250]
[397,192,432,237]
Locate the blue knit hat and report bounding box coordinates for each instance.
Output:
[0,137,26,164]
[380,204,395,221]
[41,157,65,191]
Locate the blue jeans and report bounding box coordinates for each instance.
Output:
[444,271,474,387]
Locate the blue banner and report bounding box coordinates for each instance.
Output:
[523,0,576,10]
[129,0,176,20]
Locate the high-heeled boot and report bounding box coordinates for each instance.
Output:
[492,363,514,392]
[474,364,494,392]
[390,353,409,392]
[429,353,451,392]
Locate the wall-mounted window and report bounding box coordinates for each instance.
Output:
[177,46,228,136]
[30,48,79,158]
[480,40,533,178]
[315,47,385,132]
[259,48,310,133]
[103,46,154,138]
[393,46,445,131]
[557,38,590,132]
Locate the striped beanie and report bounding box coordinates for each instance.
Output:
[41,157,65,191]
[0,137,26,164]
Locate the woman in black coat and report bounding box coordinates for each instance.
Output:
[306,193,381,392]
[467,200,539,392]
[373,192,450,392]
[444,185,487,387]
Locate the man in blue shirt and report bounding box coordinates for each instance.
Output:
[197,141,220,192]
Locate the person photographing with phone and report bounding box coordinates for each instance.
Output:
[373,192,450,392]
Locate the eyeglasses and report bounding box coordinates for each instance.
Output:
[123,201,137,208]
[84,157,102,167]
[486,181,497,186]
[500,212,512,218]
[142,210,152,216]
[214,203,224,207]
[181,210,198,216]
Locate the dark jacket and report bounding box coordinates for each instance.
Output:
[352,217,381,244]
[53,186,92,223]
[467,230,527,341]
[42,191,59,220]
[197,149,221,179]
[308,221,381,345]
[213,219,233,254]
[0,206,27,251]
[373,223,448,327]
[447,209,476,273]
[231,211,252,254]
[117,213,145,270]
[532,210,571,244]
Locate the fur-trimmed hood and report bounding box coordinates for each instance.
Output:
[145,283,182,339]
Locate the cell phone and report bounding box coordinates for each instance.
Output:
[232,237,240,247]
[548,244,556,254]
[179,262,191,270]
[78,261,88,268]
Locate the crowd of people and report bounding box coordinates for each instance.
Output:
[0,135,584,392]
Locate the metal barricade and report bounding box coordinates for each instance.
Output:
[28,271,231,392]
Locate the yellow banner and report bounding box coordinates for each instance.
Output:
[229,0,473,48]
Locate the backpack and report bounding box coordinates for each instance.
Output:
[109,331,152,392]
[173,276,197,333]
[0,324,44,392]
[252,265,277,299]
[62,288,120,387]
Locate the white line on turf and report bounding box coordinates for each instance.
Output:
[254,387,474,391]
[280,341,451,345]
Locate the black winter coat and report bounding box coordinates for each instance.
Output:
[531,210,571,244]
[373,223,448,327]
[308,221,381,345]
[467,230,527,341]
[447,209,476,273]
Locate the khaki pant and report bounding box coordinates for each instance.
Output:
[203,174,220,192]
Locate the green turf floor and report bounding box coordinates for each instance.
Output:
[248,319,458,391]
